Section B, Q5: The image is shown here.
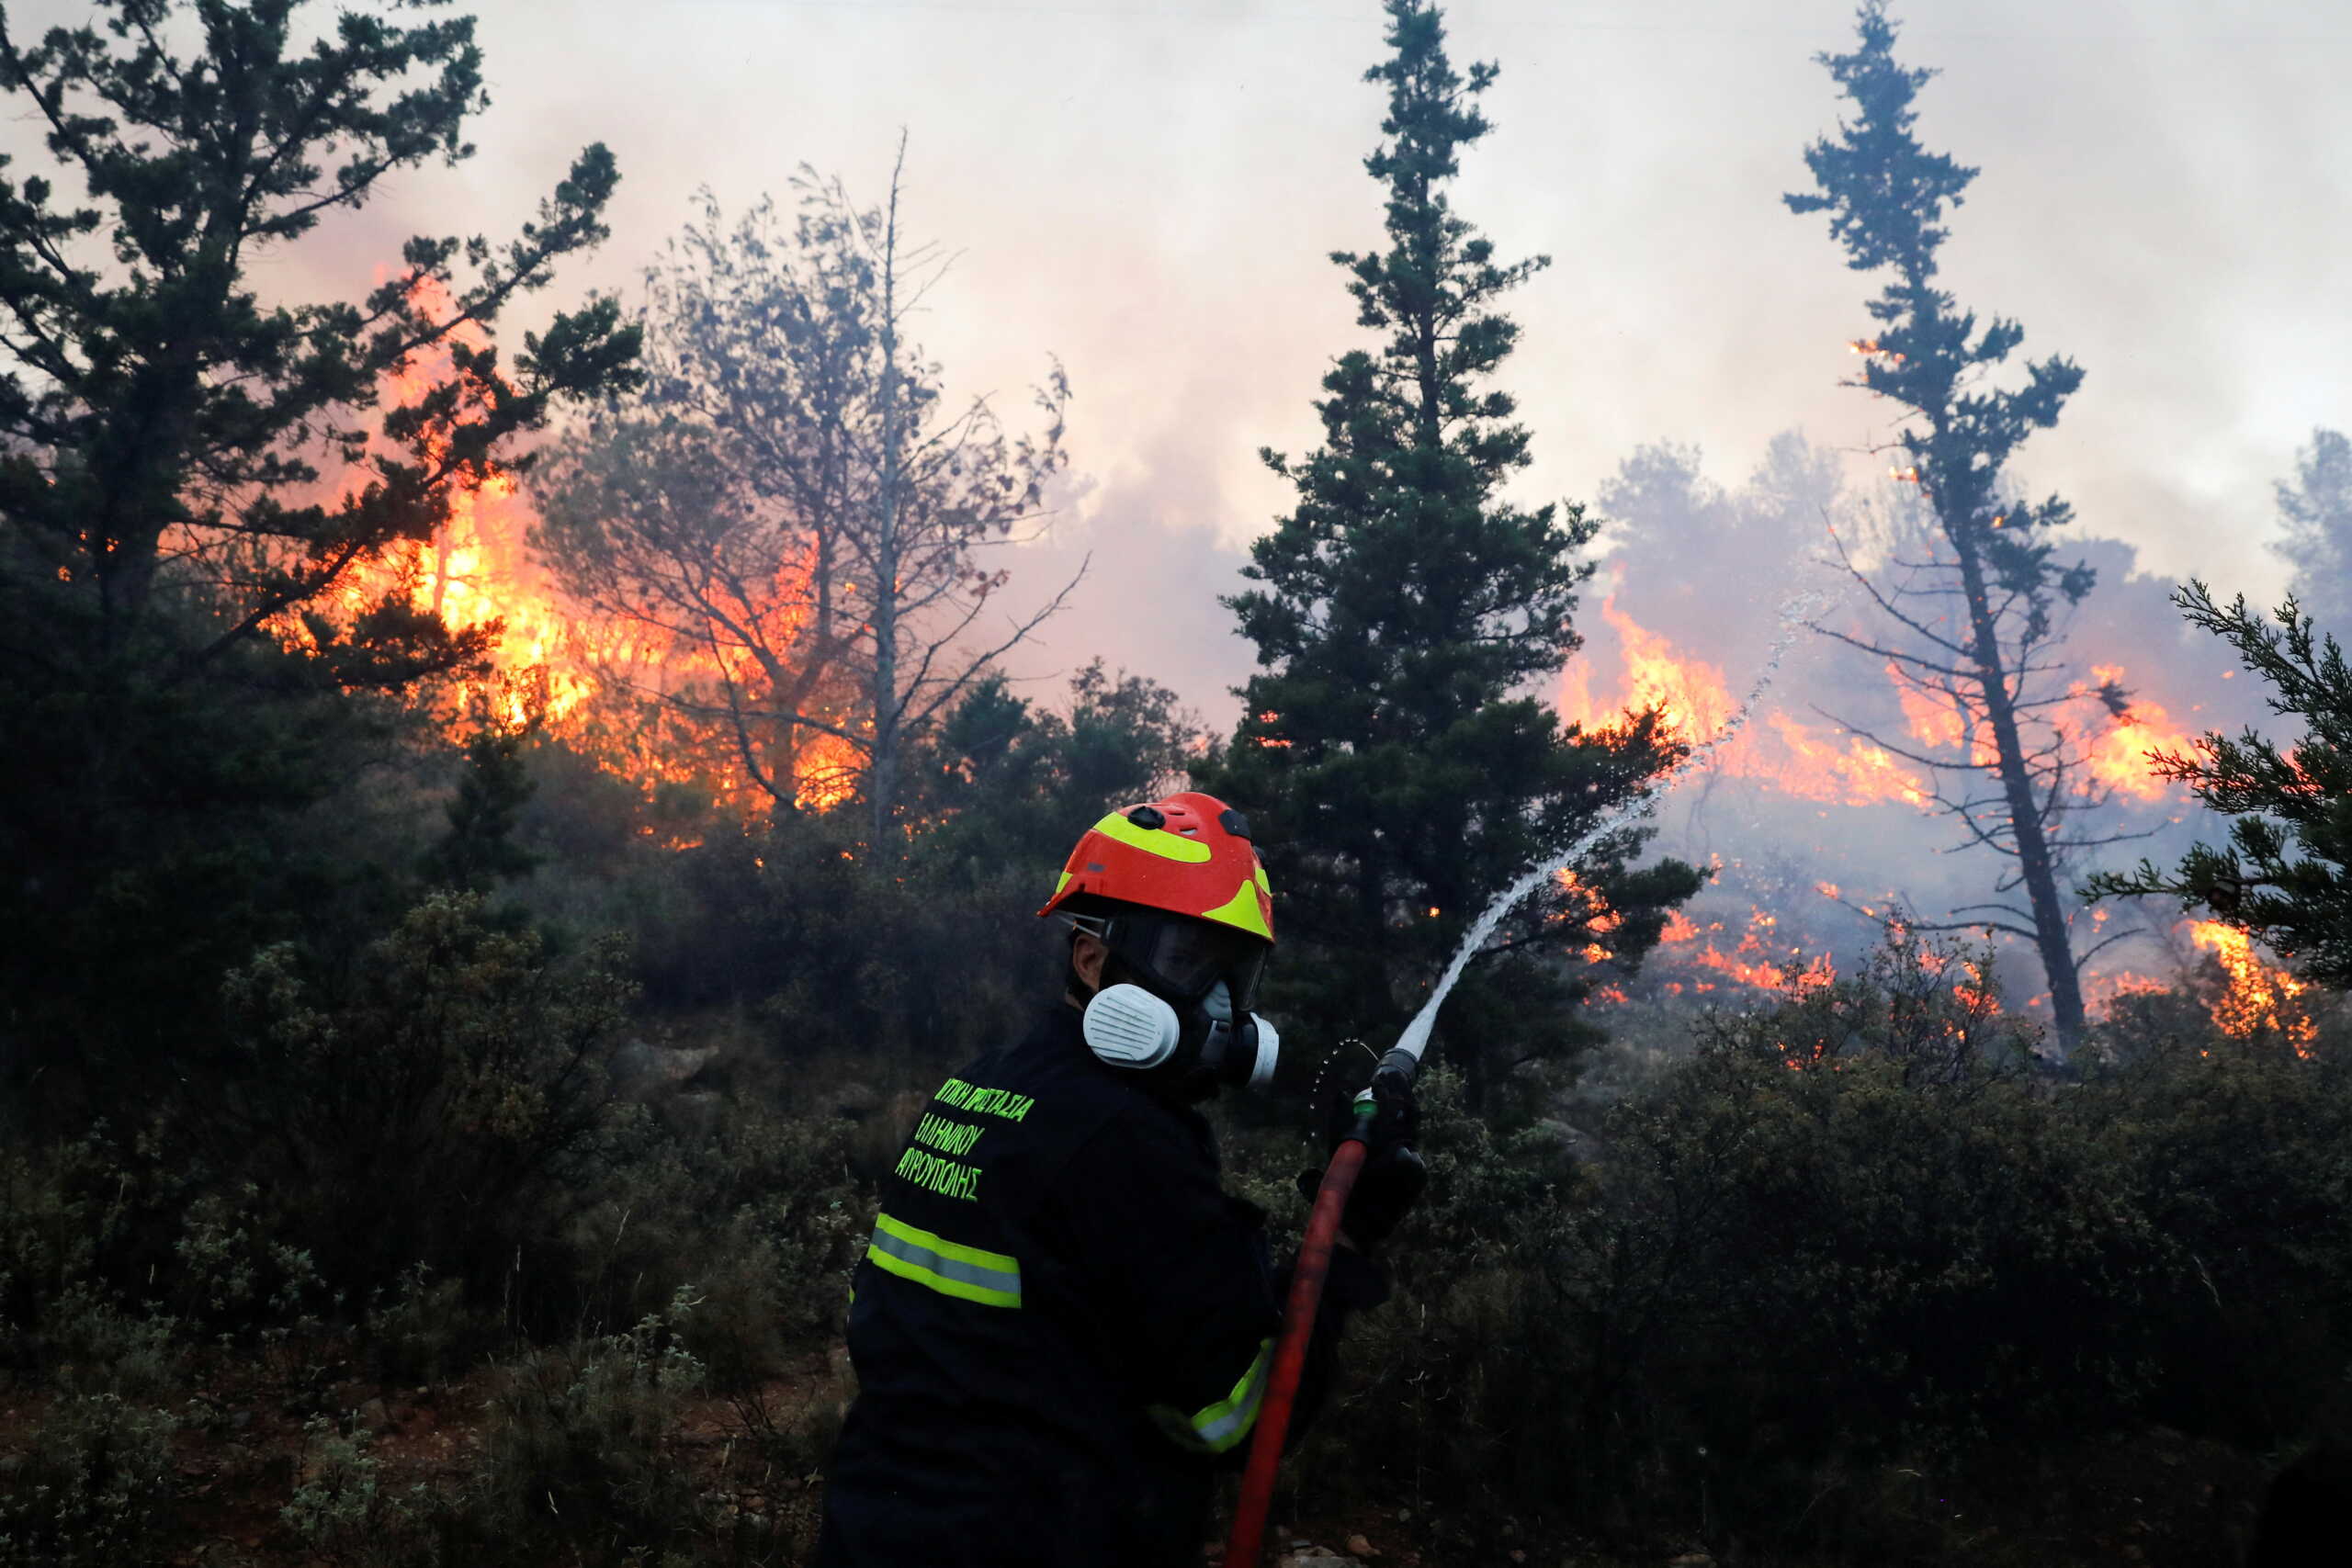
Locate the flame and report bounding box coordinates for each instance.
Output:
[2083,968,2170,1020]
[1649,903,1835,998]
[1896,676,1986,760]
[1558,597,1933,809]
[2188,920,2318,1055]
[282,276,856,817]
[1758,713,1934,808]
[1602,595,1735,741]
[2074,664,2196,803]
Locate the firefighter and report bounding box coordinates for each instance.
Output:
[814,790,1422,1568]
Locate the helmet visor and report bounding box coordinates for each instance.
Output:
[1124,914,1268,1013]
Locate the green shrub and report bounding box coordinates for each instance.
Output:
[0,1394,175,1566]
[1259,931,2349,1560]
[170,1185,323,1323]
[0,1130,146,1358]
[281,1416,420,1567]
[557,1099,865,1390]
[38,1286,181,1400]
[215,891,635,1314]
[2085,992,2352,1445]
[362,1265,491,1388]
[464,1292,707,1563]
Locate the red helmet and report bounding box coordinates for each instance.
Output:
[1037,790,1273,945]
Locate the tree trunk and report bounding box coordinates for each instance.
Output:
[867,155,905,844]
[1952,532,2088,1054]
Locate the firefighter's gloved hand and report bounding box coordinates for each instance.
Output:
[1340,1142,1425,1252]
[1309,1058,1419,1153]
[1295,1066,1425,1253]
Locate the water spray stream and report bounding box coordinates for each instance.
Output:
[1391,587,1836,1066]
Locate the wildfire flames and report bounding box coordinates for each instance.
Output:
[1553,595,2309,1053]
[2189,920,2319,1055]
[1623,906,1837,999]
[2075,664,2197,803]
[1589,899,2326,1064]
[1557,595,2191,808]
[282,280,863,815]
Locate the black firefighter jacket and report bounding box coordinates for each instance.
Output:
[814,1006,1380,1568]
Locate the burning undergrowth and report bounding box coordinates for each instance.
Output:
[1554,434,2299,1048]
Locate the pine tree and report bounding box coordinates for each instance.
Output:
[0,0,635,1102]
[1201,0,1697,1101]
[2086,585,2352,990]
[1788,3,2115,1054]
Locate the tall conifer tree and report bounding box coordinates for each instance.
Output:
[1202,0,1697,1099]
[1789,3,2114,1054]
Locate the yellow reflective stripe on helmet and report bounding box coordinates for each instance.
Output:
[1090,811,1213,863]
[1202,877,1273,941]
[1254,862,1272,896]
[1149,1337,1274,1454]
[866,1213,1023,1309]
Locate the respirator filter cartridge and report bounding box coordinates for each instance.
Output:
[1081,983,1182,1069]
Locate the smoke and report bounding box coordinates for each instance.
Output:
[1571,433,2278,1021]
[986,424,1262,728]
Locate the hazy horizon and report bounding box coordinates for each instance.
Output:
[10,0,2346,726]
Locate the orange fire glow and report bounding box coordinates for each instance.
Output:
[2188,920,2319,1055]
[1561,599,2195,813]
[1601,595,1734,741]
[1558,595,1935,809]
[1652,904,1837,998]
[2083,968,2171,1020]
[2075,664,2195,803]
[286,276,860,817]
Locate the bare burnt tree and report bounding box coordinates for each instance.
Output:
[1789,5,2138,1053]
[532,142,1073,827]
[1816,492,2146,1047]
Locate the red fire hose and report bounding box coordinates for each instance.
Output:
[1220,1093,1377,1568]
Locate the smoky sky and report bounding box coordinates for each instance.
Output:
[11,0,2348,728]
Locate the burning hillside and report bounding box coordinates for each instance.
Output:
[1560,435,2277,1043]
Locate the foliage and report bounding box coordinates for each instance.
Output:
[466,1295,708,1563]
[2085,585,2352,990]
[556,1097,866,1391]
[531,166,1070,828]
[0,0,639,675]
[286,1299,718,1567]
[0,1122,311,1364]
[0,0,636,1113]
[213,891,635,1307]
[1786,1,2109,1051]
[910,660,1203,870]
[1200,0,1698,1100]
[0,1393,175,1567]
[1239,932,2352,1560]
[423,680,549,893]
[601,664,1192,1068]
[280,1416,429,1568]
[34,1286,181,1400]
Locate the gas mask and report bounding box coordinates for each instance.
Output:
[1073,910,1279,1095]
[1084,979,1280,1093]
